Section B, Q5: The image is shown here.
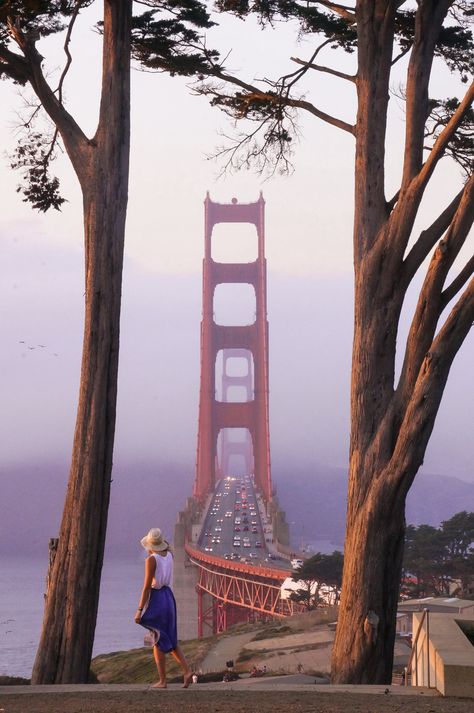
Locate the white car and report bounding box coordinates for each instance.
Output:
[291,558,304,569]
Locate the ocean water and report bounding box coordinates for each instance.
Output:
[0,555,148,678]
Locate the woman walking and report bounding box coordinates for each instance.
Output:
[135,528,193,688]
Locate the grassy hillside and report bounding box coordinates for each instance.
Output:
[92,636,214,684]
[91,609,338,684]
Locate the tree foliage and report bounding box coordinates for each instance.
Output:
[289,551,343,609]
[191,1,473,174]
[403,512,474,599]
[0,0,216,210]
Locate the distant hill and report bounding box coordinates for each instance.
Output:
[1,460,472,557]
[274,464,474,549]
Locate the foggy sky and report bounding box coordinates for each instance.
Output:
[1,224,472,483]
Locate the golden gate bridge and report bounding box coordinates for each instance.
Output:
[173,193,301,639]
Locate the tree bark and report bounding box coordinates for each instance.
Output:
[31,0,131,684]
[331,0,473,684]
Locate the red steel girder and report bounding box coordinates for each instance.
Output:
[188,555,301,619]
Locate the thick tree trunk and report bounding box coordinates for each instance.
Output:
[331,1,474,684]
[31,0,131,684]
[332,477,407,682]
[332,0,407,684]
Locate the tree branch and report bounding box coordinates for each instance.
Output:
[440,255,474,310]
[391,44,411,67]
[414,80,474,192]
[386,188,400,212]
[57,1,85,105]
[209,67,355,135]
[0,44,31,84]
[315,1,356,22]
[403,188,464,283]
[431,275,474,366]
[401,0,452,186]
[283,40,334,92]
[290,56,356,83]
[387,276,474,490]
[396,173,474,407]
[4,20,90,171]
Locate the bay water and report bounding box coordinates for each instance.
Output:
[0,554,147,678]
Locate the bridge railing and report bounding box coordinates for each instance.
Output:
[185,544,303,618]
[185,544,288,580]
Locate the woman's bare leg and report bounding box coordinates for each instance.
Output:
[152,646,167,688]
[171,644,192,687]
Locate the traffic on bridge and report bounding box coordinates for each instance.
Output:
[198,476,290,571]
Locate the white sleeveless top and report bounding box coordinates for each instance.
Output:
[151,552,173,589]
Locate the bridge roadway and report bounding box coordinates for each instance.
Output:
[197,475,291,572]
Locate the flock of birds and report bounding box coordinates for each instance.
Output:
[18,340,59,357]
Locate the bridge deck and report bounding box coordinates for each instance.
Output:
[195,475,291,573]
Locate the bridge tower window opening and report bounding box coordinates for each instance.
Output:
[213,283,256,326]
[211,222,258,263]
[215,348,254,403]
[225,385,249,403]
[217,427,254,477]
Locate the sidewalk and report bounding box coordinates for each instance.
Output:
[0,677,439,695]
[3,679,466,713]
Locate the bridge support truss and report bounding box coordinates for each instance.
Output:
[187,546,303,637]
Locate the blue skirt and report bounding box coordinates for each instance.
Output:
[139,586,178,653]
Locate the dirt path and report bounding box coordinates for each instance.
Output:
[199,631,255,672]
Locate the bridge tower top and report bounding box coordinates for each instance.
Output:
[194,193,272,503]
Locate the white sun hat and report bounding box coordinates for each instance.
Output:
[140,528,170,552]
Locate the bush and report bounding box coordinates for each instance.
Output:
[0,676,30,685]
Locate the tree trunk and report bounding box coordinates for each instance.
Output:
[31,0,131,684]
[332,476,407,682]
[330,2,474,683]
[332,0,407,683]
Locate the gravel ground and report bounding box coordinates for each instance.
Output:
[2,689,474,713]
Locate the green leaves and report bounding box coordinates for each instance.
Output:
[0,1,93,44]
[289,551,344,609]
[131,2,217,77]
[402,512,474,599]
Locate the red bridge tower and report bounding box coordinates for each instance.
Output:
[194,193,272,502]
